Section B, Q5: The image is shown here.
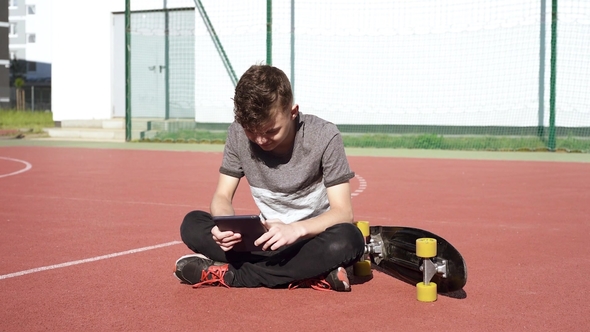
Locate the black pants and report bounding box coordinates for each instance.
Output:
[180,210,366,288]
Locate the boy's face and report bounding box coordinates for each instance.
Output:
[243,104,299,153]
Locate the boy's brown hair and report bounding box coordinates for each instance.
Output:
[233,65,293,132]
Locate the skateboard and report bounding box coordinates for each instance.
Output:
[353,222,467,302]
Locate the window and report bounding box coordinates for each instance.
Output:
[27,5,36,15]
[9,0,17,8]
[9,23,17,36]
[27,34,36,43]
[27,61,37,72]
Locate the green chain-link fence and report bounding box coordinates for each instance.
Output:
[124,0,590,152]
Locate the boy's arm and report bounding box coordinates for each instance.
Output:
[295,181,354,237]
[210,173,244,251]
[210,173,240,216]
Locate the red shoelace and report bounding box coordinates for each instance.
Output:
[288,278,332,291]
[193,265,230,288]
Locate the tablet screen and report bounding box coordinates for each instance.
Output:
[213,215,267,251]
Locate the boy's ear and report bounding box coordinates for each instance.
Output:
[290,104,299,119]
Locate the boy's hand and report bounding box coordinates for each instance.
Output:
[211,225,242,252]
[255,219,306,251]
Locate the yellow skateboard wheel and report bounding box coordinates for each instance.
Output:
[353,259,372,277]
[416,282,437,302]
[416,238,437,258]
[355,221,370,237]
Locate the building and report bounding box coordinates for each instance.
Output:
[8,0,51,110]
[0,0,10,106]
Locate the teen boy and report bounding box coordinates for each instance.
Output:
[175,64,365,292]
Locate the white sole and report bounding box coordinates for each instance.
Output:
[173,253,210,282]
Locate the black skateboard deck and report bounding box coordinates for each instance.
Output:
[367,225,467,294]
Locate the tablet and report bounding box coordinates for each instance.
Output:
[212,215,267,252]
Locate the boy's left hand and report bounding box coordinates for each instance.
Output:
[255,219,306,251]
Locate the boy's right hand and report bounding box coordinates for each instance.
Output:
[211,225,242,251]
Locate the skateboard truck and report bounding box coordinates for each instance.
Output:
[354,225,387,273]
[364,233,384,265]
[420,257,448,283]
[353,221,375,277]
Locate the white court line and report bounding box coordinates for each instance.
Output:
[0,240,182,281]
[0,157,32,179]
[351,174,367,197]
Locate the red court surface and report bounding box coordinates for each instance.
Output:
[1,143,589,331]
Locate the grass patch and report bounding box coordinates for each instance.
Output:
[556,135,590,152]
[342,133,589,152]
[146,130,590,152]
[0,110,54,133]
[151,129,228,143]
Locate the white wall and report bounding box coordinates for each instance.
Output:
[51,0,589,127]
[51,0,192,121]
[51,0,118,121]
[191,0,590,128]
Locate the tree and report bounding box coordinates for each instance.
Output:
[10,57,27,110]
[14,77,25,110]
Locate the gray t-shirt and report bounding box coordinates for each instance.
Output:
[220,113,355,224]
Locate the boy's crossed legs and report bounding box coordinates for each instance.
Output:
[176,210,365,292]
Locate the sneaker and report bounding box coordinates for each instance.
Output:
[288,267,351,292]
[174,254,231,288]
[174,254,206,283]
